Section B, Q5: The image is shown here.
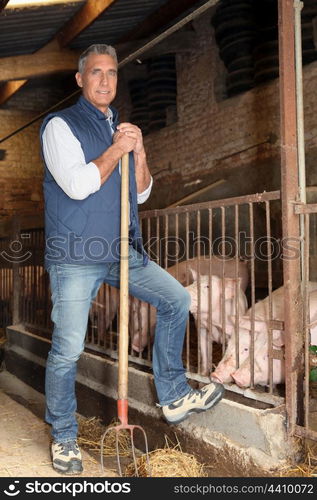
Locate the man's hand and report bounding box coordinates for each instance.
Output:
[116,123,144,154]
[112,129,137,154]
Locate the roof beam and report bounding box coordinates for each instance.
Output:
[0,29,196,83]
[0,0,118,105]
[0,49,80,82]
[0,0,10,11]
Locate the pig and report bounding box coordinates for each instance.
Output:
[167,256,249,292]
[129,256,249,354]
[185,271,248,376]
[129,298,156,353]
[212,282,317,387]
[90,284,119,335]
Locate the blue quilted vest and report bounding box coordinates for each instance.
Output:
[40,96,147,268]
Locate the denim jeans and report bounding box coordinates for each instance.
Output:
[46,246,191,443]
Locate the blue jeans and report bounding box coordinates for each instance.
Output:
[45,246,191,443]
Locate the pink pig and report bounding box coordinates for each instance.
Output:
[212,283,317,388]
[129,298,156,353]
[130,257,249,354]
[186,271,248,376]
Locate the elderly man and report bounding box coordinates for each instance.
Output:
[40,44,224,475]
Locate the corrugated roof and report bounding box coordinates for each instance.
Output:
[69,0,171,48]
[0,0,171,57]
[0,2,85,56]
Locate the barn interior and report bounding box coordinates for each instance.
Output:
[1,0,317,476]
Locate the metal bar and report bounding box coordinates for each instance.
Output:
[234,204,240,368]
[221,207,226,353]
[208,208,213,371]
[164,214,168,269]
[294,424,317,442]
[118,0,220,68]
[266,201,274,393]
[196,210,201,374]
[185,211,190,371]
[295,203,317,214]
[156,216,160,265]
[249,203,255,388]
[278,0,303,434]
[303,213,310,431]
[294,0,306,206]
[11,216,21,326]
[139,191,281,219]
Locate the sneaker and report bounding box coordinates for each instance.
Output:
[162,382,225,425]
[51,440,83,475]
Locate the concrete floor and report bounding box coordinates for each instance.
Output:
[0,370,117,478]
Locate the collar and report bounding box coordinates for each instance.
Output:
[78,95,118,125]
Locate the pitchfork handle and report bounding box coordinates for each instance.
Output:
[118,153,129,402]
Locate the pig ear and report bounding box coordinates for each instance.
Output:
[191,269,198,282]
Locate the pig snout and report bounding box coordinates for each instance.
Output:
[210,354,237,384]
[231,368,250,388]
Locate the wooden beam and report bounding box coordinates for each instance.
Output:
[0,29,196,83]
[0,0,118,104]
[118,0,202,43]
[0,0,10,11]
[57,0,118,47]
[0,50,80,81]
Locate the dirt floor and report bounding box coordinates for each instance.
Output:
[0,371,117,478]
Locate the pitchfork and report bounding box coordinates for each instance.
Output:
[100,153,150,477]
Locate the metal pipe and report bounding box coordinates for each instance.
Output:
[294,0,307,294]
[294,0,306,205]
[278,0,303,435]
[118,0,219,68]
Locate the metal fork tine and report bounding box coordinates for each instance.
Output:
[130,428,139,477]
[115,431,123,477]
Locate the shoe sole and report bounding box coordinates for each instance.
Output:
[164,386,225,425]
[52,459,83,475]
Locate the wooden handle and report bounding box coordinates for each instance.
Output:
[118,153,129,401]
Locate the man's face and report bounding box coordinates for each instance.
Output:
[75,53,118,113]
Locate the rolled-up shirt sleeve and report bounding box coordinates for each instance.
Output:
[137,176,153,204]
[42,117,101,200]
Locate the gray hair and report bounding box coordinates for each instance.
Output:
[78,44,118,73]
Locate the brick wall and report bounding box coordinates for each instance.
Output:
[0,109,44,219]
[1,11,317,219]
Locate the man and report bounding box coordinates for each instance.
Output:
[40,44,224,475]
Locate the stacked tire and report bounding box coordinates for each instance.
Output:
[211,0,255,96]
[147,54,177,133]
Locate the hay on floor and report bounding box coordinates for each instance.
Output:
[77,416,130,457]
[125,436,207,477]
[279,443,317,477]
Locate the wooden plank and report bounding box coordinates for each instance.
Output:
[0,50,80,81]
[0,0,10,11]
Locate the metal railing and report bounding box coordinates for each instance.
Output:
[1,191,317,440]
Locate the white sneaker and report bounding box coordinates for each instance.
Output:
[51,440,83,475]
[162,382,224,425]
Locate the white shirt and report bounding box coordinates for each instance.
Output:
[42,116,153,203]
